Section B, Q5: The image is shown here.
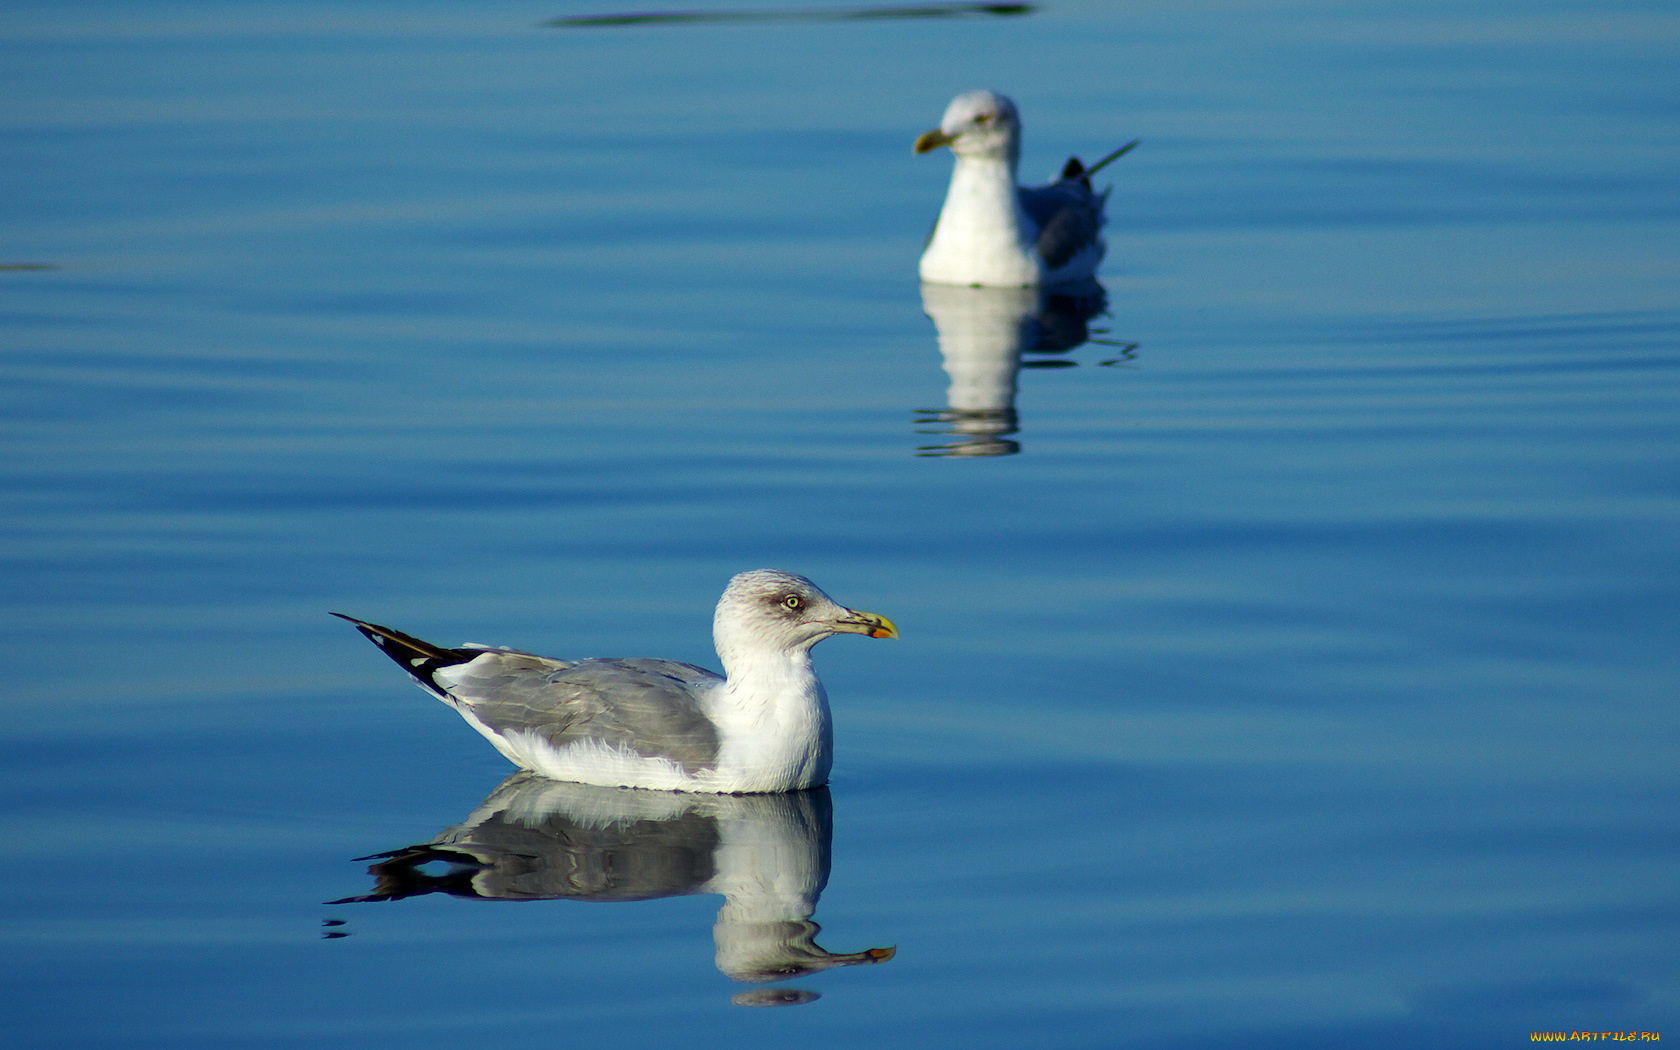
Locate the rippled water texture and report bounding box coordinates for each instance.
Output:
[2,1,1676,1046]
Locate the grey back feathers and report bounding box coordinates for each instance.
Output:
[1021,179,1108,270]
[454,657,724,773]
[335,611,726,774]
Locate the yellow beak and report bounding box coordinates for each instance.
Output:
[834,609,899,640]
[914,129,955,154]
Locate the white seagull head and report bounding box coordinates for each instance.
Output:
[712,569,897,669]
[914,89,1022,167]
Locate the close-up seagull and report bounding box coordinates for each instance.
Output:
[334,569,897,794]
[915,89,1138,288]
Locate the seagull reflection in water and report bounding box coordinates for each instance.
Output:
[915,279,1136,457]
[328,773,893,1005]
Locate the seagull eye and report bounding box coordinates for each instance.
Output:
[975,113,993,125]
[782,595,803,611]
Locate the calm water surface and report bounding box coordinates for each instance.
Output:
[3,0,1677,1046]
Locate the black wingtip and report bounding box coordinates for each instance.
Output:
[1082,138,1140,179]
[332,612,480,690]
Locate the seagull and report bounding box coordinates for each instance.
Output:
[334,569,898,794]
[914,89,1138,288]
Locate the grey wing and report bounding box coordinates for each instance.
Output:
[1019,179,1108,271]
[443,655,724,774]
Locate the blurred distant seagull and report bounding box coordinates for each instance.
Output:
[334,570,897,793]
[915,90,1137,287]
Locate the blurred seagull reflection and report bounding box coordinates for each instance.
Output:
[915,279,1126,456]
[330,773,895,1004]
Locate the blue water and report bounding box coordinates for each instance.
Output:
[3,0,1676,1045]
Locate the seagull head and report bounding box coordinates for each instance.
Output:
[713,569,898,667]
[914,90,1021,166]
